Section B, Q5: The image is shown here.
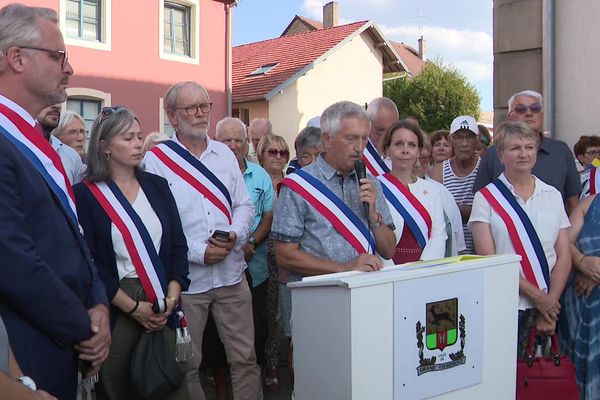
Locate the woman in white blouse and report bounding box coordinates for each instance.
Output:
[468,121,571,357]
[379,120,446,265]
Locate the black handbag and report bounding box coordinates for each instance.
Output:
[130,329,185,400]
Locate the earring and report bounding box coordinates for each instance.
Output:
[105,153,111,160]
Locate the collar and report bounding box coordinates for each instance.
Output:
[315,154,357,182]
[0,94,37,127]
[50,135,64,151]
[498,172,553,200]
[172,131,219,158]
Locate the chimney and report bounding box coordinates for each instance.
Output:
[323,1,339,28]
[418,35,427,61]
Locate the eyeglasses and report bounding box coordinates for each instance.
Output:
[98,106,128,125]
[267,148,289,158]
[175,103,213,115]
[19,46,68,70]
[512,103,542,115]
[585,149,600,157]
[64,128,87,137]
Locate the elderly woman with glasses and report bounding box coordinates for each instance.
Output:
[469,121,571,358]
[257,134,291,189]
[52,110,87,157]
[73,107,190,399]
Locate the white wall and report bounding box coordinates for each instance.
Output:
[555,1,600,150]
[268,30,383,150]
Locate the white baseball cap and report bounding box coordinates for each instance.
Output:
[450,115,478,136]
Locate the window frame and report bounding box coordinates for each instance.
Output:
[60,0,112,51]
[159,0,200,65]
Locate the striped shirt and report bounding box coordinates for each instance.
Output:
[442,157,480,254]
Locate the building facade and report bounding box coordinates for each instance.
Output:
[3,0,234,139]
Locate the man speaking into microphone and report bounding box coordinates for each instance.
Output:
[272,100,396,281]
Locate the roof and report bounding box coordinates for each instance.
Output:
[233,21,406,103]
[390,41,427,76]
[280,15,323,36]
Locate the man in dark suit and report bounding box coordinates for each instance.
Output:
[0,4,110,399]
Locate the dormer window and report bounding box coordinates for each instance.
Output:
[247,63,278,77]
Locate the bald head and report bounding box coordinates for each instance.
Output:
[249,118,272,151]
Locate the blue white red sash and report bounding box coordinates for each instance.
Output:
[84,180,167,303]
[377,173,431,248]
[479,179,550,292]
[280,169,374,254]
[362,140,390,177]
[590,167,600,195]
[149,140,232,224]
[0,103,78,226]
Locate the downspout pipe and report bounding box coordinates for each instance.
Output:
[225,1,236,116]
[542,0,555,137]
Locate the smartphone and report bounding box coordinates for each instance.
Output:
[212,230,230,242]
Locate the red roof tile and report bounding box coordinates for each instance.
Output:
[390,41,427,76]
[233,21,368,103]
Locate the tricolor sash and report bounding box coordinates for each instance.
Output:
[149,140,233,224]
[280,169,375,254]
[84,180,167,303]
[377,173,431,248]
[590,167,600,195]
[479,179,550,292]
[0,103,78,226]
[362,140,390,177]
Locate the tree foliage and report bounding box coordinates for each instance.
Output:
[384,59,481,132]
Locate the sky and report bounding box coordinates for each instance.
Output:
[232,0,494,111]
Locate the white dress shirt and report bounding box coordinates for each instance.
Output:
[383,177,447,265]
[468,173,570,310]
[50,136,85,184]
[143,133,254,294]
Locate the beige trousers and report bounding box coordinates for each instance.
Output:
[182,275,263,400]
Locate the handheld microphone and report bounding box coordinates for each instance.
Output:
[354,159,369,219]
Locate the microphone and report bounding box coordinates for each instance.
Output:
[354,159,369,219]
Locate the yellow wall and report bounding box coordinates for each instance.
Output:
[268,30,384,151]
[234,100,269,121]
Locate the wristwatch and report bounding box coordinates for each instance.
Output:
[248,236,257,247]
[369,213,383,229]
[18,376,37,391]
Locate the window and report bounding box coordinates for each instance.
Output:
[163,110,176,137]
[67,98,101,147]
[233,108,249,126]
[66,0,101,41]
[60,0,111,50]
[164,2,190,56]
[247,63,278,77]
[159,0,199,64]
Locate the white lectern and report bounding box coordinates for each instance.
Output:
[289,254,520,400]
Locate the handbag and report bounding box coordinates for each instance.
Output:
[130,328,185,400]
[516,329,578,400]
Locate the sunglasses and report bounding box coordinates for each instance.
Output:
[267,148,289,158]
[512,103,542,115]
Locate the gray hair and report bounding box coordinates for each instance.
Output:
[85,108,140,182]
[0,4,58,54]
[366,97,399,120]
[494,121,540,151]
[216,117,247,140]
[507,90,543,111]
[249,118,272,135]
[295,126,322,152]
[163,81,209,112]
[52,110,85,138]
[320,101,370,137]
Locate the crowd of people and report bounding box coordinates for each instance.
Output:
[1,3,600,400]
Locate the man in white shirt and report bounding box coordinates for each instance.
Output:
[143,81,261,400]
[36,104,85,184]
